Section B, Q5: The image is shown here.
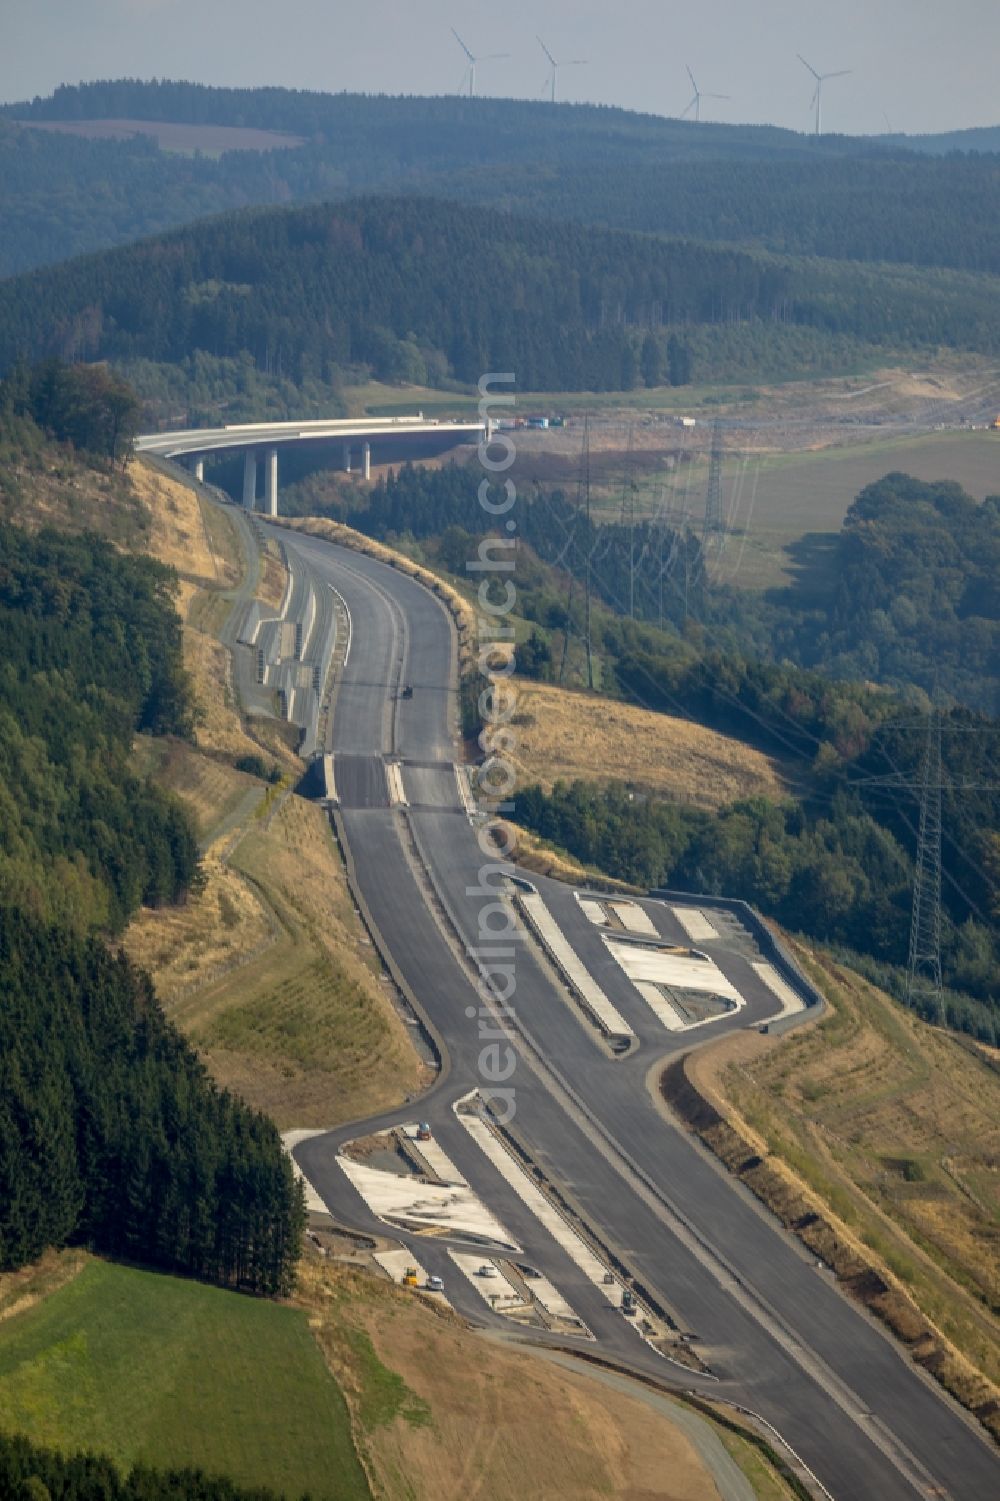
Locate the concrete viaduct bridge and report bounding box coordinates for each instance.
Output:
[134,414,487,514]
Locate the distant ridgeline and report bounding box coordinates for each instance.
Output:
[0,81,997,279]
[0,198,997,404]
[0,479,303,1288]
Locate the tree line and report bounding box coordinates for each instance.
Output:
[0,906,302,1293]
[0,498,303,1291]
[0,1429,293,1500]
[1,356,140,467]
[0,198,997,405]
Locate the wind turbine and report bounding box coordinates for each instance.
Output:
[537,36,587,103]
[680,65,729,123]
[451,28,509,98]
[796,54,852,136]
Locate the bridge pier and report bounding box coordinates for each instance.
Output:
[242,449,257,511]
[264,447,278,517]
[190,456,205,483]
[342,443,352,473]
[362,441,371,480]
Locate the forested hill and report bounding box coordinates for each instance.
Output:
[0,372,304,1292]
[2,79,888,162]
[0,82,997,278]
[449,157,1000,274]
[0,197,997,400]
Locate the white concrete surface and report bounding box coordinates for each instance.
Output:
[135,415,485,460]
[337,1153,519,1249]
[385,761,408,807]
[281,1129,329,1213]
[671,906,719,942]
[524,1270,582,1324]
[632,980,687,1031]
[400,1124,467,1185]
[517,890,635,1042]
[752,961,807,1023]
[608,900,659,936]
[448,1252,528,1313]
[455,1104,637,1319]
[454,763,476,819]
[578,898,606,925]
[605,937,740,998]
[374,1248,450,1305]
[604,937,743,1032]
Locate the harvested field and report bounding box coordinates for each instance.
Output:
[510,678,790,809]
[704,430,1000,590]
[664,943,1000,1439]
[16,118,306,156]
[298,1257,764,1501]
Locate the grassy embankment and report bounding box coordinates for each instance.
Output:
[298,1255,804,1501]
[119,465,426,1129]
[0,1248,804,1501]
[509,678,790,809]
[663,944,1000,1440]
[0,1256,368,1499]
[5,449,418,1130]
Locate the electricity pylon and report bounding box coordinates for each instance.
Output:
[701,419,725,561]
[906,711,944,1019]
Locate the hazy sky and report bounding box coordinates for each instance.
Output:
[3,0,998,136]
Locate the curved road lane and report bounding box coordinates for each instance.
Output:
[272,526,1000,1501]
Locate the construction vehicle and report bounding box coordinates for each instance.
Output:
[416,1122,432,1141]
[402,1266,419,1287]
[621,1289,637,1317]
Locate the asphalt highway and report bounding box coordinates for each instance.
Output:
[272,524,1000,1501]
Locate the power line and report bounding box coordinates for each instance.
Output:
[701,418,725,563]
[583,415,595,692]
[906,711,944,1019]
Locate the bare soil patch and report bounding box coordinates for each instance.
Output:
[298,1258,727,1500]
[16,118,306,156]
